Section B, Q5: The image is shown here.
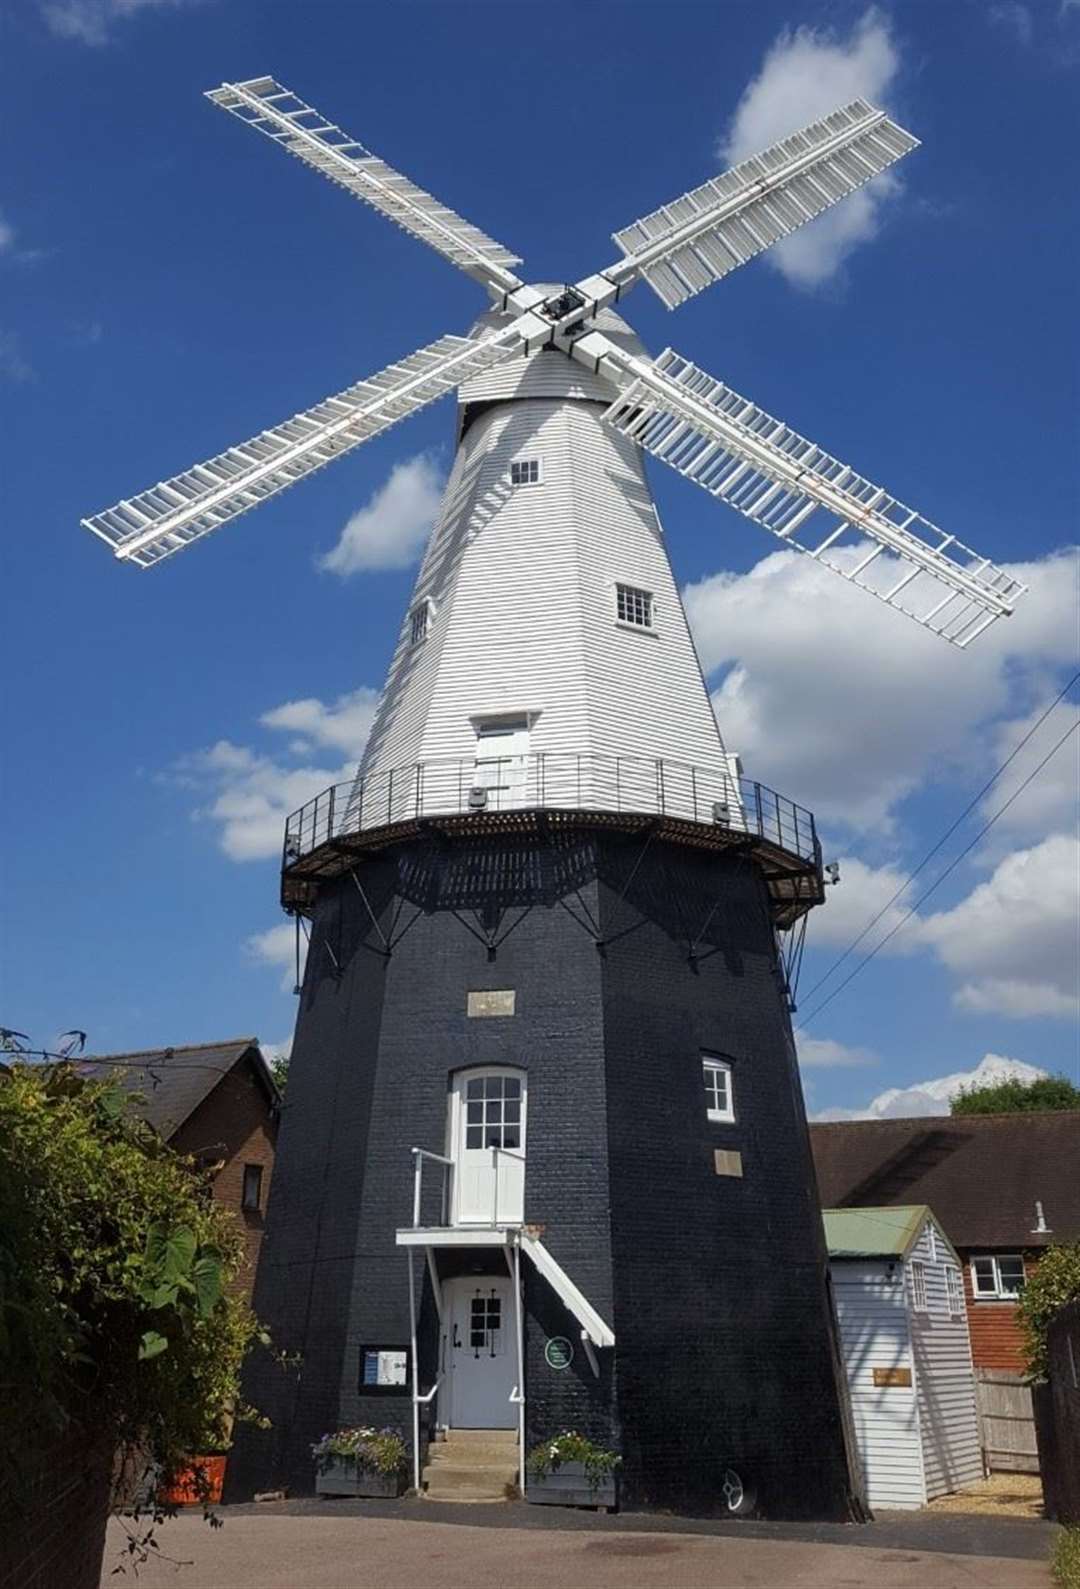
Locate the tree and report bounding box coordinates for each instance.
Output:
[268,1050,289,1095]
[1018,1242,1080,1382]
[950,1074,1080,1116]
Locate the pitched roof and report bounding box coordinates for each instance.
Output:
[79,1037,274,1140]
[810,1112,1080,1250]
[822,1204,958,1264]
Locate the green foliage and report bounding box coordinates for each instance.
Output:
[1018,1243,1080,1382]
[950,1074,1080,1115]
[526,1429,622,1489]
[268,1052,289,1095]
[311,1425,406,1475]
[1053,1528,1080,1589]
[0,1062,266,1506]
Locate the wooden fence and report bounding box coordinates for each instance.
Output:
[975,1367,1038,1473]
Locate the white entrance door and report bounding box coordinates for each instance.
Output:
[450,1069,526,1226]
[445,1275,517,1429]
[473,716,530,810]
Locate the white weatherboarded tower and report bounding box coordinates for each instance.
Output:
[83,78,1024,1520]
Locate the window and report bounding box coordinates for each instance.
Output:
[464,1073,522,1151]
[409,601,430,646]
[616,583,653,630]
[469,1292,502,1351]
[241,1163,263,1212]
[702,1055,735,1123]
[971,1254,1025,1300]
[910,1260,928,1312]
[510,458,541,486]
[947,1267,964,1317]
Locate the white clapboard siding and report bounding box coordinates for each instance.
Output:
[907,1224,983,1500]
[831,1261,926,1509]
[358,310,729,810]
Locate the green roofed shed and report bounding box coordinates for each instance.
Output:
[822,1204,958,1265]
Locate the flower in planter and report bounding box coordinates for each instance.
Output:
[310,1426,406,1476]
[526,1430,621,1489]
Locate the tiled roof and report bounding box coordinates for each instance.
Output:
[811,1112,1080,1250]
[79,1037,272,1140]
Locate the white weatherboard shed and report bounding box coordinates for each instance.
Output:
[825,1206,982,1510]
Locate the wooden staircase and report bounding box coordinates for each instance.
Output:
[422,1429,518,1503]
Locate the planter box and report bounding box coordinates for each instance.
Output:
[527,1463,617,1510]
[315,1459,405,1499]
[159,1455,227,1507]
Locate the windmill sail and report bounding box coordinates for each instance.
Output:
[206,78,524,294]
[597,344,1025,645]
[610,100,917,309]
[83,330,524,567]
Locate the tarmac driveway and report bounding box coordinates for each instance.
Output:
[101,1498,1055,1587]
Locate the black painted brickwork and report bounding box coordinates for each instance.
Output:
[228,830,854,1520]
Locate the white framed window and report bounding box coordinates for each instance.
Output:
[510,458,541,486]
[910,1260,928,1312]
[702,1054,735,1123]
[971,1254,1025,1300]
[616,582,653,630]
[946,1267,964,1317]
[409,600,431,646]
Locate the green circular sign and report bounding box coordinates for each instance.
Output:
[544,1335,574,1371]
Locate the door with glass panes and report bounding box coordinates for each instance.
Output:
[450,1068,526,1225]
[444,1275,516,1428]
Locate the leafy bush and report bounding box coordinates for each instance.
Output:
[0,1063,267,1510]
[951,1075,1080,1115]
[526,1430,621,1489]
[311,1426,405,1475]
[1017,1243,1080,1382]
[1053,1527,1080,1589]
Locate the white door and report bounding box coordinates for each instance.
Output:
[473,717,530,810]
[451,1069,526,1226]
[445,1275,517,1429]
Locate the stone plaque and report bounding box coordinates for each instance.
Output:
[714,1149,744,1178]
[872,1367,912,1388]
[467,989,516,1018]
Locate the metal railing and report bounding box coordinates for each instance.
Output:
[283,751,817,869]
[409,1145,525,1230]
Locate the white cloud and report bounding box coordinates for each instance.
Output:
[684,546,1078,833]
[813,1052,1046,1120]
[247,924,307,993]
[797,1035,878,1068]
[989,3,1034,45]
[809,856,915,947]
[977,698,1080,846]
[172,686,377,862]
[721,9,903,288]
[260,687,378,757]
[317,454,444,577]
[917,834,1080,1019]
[40,0,198,45]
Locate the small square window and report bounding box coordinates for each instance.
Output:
[241,1163,263,1212]
[409,602,430,646]
[946,1267,963,1317]
[702,1054,734,1123]
[510,458,541,486]
[616,583,653,629]
[910,1261,928,1312]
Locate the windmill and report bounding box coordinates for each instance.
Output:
[82,80,1024,1518]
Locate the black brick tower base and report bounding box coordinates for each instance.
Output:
[228,826,857,1520]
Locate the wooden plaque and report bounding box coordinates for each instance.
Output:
[873,1367,912,1388]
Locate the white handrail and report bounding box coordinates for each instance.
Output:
[410,1146,454,1228]
[491,1145,525,1228]
[411,1374,442,1494]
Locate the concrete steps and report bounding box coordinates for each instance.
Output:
[422,1429,519,1504]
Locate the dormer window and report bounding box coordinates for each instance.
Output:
[510,458,541,487]
[409,600,431,646]
[616,583,653,630]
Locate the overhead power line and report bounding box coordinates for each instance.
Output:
[801,671,1080,1009]
[796,714,1079,1032]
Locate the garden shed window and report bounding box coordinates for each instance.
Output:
[946,1267,963,1316]
[971,1254,1025,1300]
[910,1261,929,1312]
[510,458,541,486]
[702,1055,735,1123]
[616,583,653,629]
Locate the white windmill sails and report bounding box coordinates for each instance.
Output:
[83,74,1025,647]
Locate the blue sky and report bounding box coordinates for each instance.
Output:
[2,0,1077,1116]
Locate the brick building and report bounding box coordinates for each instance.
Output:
[810,1112,1080,1374]
[82,1038,280,1303]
